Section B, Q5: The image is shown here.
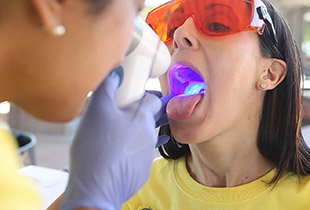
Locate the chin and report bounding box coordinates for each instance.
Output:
[23,101,85,123]
[32,108,82,122]
[169,124,201,144]
[50,111,81,122]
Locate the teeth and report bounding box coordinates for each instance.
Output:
[184,82,206,96]
[174,70,188,84]
[169,64,207,96]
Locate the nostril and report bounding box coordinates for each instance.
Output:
[173,40,179,49]
[184,38,192,47]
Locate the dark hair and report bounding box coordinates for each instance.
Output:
[158,0,310,183]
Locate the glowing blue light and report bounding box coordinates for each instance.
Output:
[169,64,207,96]
[184,82,206,96]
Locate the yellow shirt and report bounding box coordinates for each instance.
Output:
[123,157,310,210]
[0,122,41,209]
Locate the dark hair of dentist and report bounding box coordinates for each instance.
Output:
[0,0,164,210]
[123,0,310,209]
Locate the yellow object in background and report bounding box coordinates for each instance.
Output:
[0,121,42,209]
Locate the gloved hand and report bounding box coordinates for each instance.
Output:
[149,91,173,147]
[60,72,167,210]
[151,91,173,128]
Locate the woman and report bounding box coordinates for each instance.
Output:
[0,0,165,209]
[123,0,310,209]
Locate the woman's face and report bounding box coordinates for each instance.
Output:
[163,18,268,144]
[2,0,143,121]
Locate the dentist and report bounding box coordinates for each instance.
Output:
[0,0,169,209]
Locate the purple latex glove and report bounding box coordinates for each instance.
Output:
[148,91,173,147]
[60,72,162,210]
[151,92,173,128]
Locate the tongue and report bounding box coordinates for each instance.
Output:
[167,94,203,120]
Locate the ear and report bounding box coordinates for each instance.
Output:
[30,0,64,35]
[257,59,287,91]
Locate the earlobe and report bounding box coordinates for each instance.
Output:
[259,59,287,91]
[30,0,65,36]
[260,83,267,89]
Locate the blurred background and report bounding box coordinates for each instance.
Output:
[2,0,310,170]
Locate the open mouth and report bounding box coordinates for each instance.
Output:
[169,64,207,96]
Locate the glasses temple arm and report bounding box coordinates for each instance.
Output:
[257,6,278,45]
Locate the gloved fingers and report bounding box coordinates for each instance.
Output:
[156,134,170,148]
[79,71,121,123]
[112,66,124,87]
[155,113,169,128]
[92,71,120,100]
[136,92,162,116]
[146,90,163,98]
[161,93,174,106]
[154,94,173,127]
[146,92,173,108]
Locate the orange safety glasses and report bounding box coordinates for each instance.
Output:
[146,0,277,45]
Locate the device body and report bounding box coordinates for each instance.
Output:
[114,16,171,108]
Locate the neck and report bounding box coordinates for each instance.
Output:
[186,131,273,188]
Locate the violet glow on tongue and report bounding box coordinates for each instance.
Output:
[169,64,207,96]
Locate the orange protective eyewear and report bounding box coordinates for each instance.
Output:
[146,0,277,45]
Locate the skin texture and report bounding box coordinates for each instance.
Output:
[163,17,287,187]
[48,6,288,210]
[0,0,144,122]
[0,1,144,209]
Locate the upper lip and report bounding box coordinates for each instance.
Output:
[170,60,206,82]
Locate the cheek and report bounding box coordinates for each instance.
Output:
[209,42,258,95]
[81,10,136,90]
[209,61,257,120]
[116,20,135,59]
[107,1,137,61]
[97,16,135,66]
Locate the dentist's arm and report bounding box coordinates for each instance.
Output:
[58,72,170,210]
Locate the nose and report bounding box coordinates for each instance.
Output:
[173,18,199,51]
